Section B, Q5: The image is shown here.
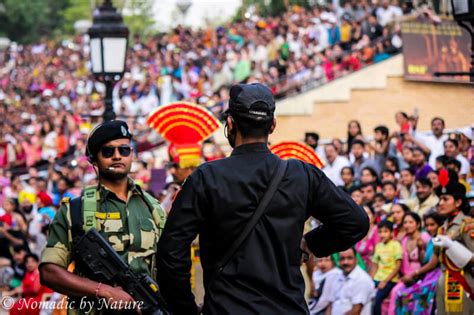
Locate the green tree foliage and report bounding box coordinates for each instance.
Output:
[119,0,156,39]
[60,0,92,35]
[0,0,69,43]
[0,0,155,43]
[240,0,312,18]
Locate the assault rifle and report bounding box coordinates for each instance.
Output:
[73,228,170,314]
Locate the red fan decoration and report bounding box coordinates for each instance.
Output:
[270,141,325,168]
[147,102,221,168]
[147,102,221,144]
[438,168,450,192]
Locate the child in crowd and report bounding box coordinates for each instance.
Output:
[372,193,387,222]
[370,220,402,315]
[350,186,363,206]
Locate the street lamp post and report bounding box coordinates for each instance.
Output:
[176,0,192,25]
[88,0,129,121]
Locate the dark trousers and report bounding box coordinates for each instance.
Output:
[373,280,397,315]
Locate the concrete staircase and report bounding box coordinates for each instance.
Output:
[275,55,404,116]
[271,55,473,143]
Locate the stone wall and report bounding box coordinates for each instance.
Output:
[271,73,473,143]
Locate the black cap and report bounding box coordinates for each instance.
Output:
[228,83,275,119]
[436,180,466,199]
[86,120,132,161]
[436,168,469,213]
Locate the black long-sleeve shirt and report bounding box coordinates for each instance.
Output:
[156,143,369,315]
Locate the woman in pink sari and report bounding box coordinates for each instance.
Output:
[387,212,431,314]
[356,205,379,270]
[394,212,444,315]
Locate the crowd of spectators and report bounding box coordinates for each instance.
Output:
[305,112,473,314]
[0,1,469,313]
[0,105,472,314]
[0,0,411,174]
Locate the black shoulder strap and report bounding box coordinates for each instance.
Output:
[208,159,288,288]
[70,194,84,243]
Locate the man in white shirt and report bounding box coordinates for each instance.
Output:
[376,0,402,26]
[311,19,329,52]
[323,144,350,186]
[327,248,375,315]
[309,256,342,314]
[444,138,470,179]
[138,86,159,116]
[121,90,141,116]
[414,117,448,169]
[211,62,233,93]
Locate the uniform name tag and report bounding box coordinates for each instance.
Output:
[95,212,121,219]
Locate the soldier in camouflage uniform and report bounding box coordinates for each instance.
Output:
[39,120,166,314]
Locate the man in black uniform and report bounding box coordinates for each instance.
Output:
[156,83,369,314]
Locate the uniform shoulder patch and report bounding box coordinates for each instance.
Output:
[463,217,474,224]
[61,197,71,205]
[461,217,474,239]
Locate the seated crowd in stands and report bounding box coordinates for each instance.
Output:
[0,1,470,314]
[0,0,413,174]
[0,105,472,314]
[306,112,473,314]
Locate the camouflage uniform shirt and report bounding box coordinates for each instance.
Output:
[41,180,166,280]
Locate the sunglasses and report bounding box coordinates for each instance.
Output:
[100,145,132,158]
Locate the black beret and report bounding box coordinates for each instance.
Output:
[435,167,470,212]
[228,83,275,119]
[86,120,132,160]
[436,180,466,199]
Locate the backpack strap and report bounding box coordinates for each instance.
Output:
[60,197,74,249]
[67,186,99,244]
[69,196,84,243]
[82,186,98,232]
